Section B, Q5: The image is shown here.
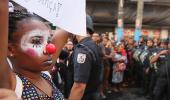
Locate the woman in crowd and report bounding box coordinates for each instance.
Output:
[102,37,112,91]
[0,2,69,99]
[112,43,127,92]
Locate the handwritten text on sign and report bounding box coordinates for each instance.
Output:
[23,0,62,17]
[38,0,62,17]
[13,0,87,36]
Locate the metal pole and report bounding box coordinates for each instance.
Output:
[134,0,144,42]
[117,0,124,27]
[117,0,124,43]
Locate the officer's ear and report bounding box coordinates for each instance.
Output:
[72,35,78,45]
[87,28,94,36]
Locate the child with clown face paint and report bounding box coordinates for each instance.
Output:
[0,1,69,99]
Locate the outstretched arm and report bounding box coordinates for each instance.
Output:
[0,0,11,88]
[150,50,170,64]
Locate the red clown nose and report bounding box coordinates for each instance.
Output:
[45,43,56,54]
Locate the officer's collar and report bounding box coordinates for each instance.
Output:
[78,37,91,44]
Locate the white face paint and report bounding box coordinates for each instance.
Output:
[20,29,51,57]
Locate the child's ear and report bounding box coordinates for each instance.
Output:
[8,43,16,58]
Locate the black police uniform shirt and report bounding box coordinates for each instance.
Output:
[133,47,144,62]
[148,48,167,72]
[141,46,155,68]
[72,37,102,94]
[139,46,147,64]
[157,50,170,77]
[161,54,170,76]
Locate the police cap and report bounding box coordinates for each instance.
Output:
[86,15,94,34]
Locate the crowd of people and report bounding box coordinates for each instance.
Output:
[131,37,170,100]
[0,1,170,100]
[50,28,170,100]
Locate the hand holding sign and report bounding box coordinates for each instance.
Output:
[13,0,86,36]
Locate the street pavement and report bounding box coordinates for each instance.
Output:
[105,88,148,100]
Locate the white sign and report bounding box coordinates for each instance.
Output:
[12,0,87,36]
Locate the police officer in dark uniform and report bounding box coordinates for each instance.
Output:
[132,36,146,87]
[139,38,154,96]
[146,39,164,99]
[139,38,154,68]
[139,36,146,49]
[150,38,170,100]
[69,15,102,100]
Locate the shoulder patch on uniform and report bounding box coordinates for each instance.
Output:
[77,53,86,64]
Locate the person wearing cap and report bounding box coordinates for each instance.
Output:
[149,38,170,100]
[159,39,168,49]
[143,38,161,99]
[139,36,146,48]
[138,38,154,97]
[68,15,102,100]
[132,36,147,88]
